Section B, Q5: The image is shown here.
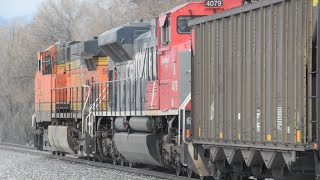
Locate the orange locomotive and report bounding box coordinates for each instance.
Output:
[32,1,245,179]
[33,40,108,151]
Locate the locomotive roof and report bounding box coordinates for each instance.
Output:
[44,44,55,51]
[160,2,201,16]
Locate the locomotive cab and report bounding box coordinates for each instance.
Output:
[34,42,76,151]
[94,0,244,173]
[156,1,243,111]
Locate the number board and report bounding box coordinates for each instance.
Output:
[204,0,223,7]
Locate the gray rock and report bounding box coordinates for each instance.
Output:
[0,149,165,180]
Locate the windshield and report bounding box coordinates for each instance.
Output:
[177,16,203,34]
[177,16,193,34]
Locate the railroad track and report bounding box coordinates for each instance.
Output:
[0,142,196,180]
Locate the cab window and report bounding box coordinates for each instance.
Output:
[42,56,52,75]
[38,60,41,71]
[177,16,204,34]
[177,16,193,34]
[161,19,171,45]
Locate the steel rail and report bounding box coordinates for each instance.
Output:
[0,142,196,180]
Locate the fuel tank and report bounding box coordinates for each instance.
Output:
[115,117,156,133]
[48,126,77,154]
[129,117,154,133]
[114,117,127,132]
[114,132,162,166]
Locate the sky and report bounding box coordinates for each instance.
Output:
[0,0,44,19]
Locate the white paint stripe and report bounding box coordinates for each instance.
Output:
[151,81,156,107]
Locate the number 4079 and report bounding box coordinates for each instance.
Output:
[205,0,223,7]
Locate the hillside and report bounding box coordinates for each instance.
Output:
[0,0,196,144]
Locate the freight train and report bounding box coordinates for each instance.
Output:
[32,0,320,179]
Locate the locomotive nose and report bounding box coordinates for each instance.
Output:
[48,126,77,154]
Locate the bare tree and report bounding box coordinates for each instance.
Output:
[129,0,201,18]
[0,22,35,143]
[31,0,82,44]
[0,0,198,144]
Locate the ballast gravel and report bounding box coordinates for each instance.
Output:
[0,149,164,180]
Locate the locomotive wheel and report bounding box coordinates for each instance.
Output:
[120,159,125,166]
[199,176,207,180]
[187,168,194,178]
[112,156,117,165]
[175,162,182,176]
[128,162,134,168]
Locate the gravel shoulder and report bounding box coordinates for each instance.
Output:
[0,149,164,180]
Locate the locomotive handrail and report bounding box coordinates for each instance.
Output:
[178,93,191,145]
[91,77,143,85]
[90,78,142,111]
[50,85,85,90]
[90,77,145,117]
[81,85,90,136]
[85,111,92,135]
[90,85,108,111]
[86,85,108,136]
[50,85,90,123]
